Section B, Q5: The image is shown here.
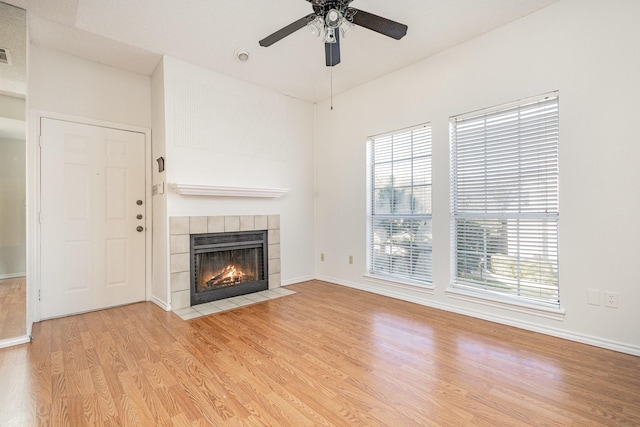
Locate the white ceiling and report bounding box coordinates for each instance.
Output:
[2,0,558,103]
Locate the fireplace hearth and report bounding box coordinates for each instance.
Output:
[191,230,268,305]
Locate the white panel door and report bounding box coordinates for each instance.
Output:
[40,118,146,319]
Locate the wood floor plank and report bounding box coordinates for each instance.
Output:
[0,277,27,340]
[0,280,639,426]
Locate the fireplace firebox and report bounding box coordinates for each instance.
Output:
[191,230,268,305]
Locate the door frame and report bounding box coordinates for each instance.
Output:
[28,111,152,326]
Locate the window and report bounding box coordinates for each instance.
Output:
[367,124,432,285]
[450,93,559,307]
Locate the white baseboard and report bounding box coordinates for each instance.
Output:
[150,296,171,311]
[316,275,434,305]
[0,335,31,349]
[281,275,315,287]
[315,275,640,357]
[0,273,26,280]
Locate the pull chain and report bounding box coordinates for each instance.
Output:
[330,64,334,110]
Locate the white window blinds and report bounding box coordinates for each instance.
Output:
[450,94,560,307]
[367,124,432,284]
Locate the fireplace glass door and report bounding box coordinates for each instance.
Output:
[191,230,268,305]
[195,247,262,292]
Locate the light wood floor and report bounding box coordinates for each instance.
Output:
[0,276,26,340]
[0,280,638,426]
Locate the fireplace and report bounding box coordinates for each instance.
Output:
[191,230,268,305]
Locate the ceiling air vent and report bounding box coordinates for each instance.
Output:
[0,48,12,65]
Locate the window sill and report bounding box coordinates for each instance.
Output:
[363,273,435,293]
[445,287,565,321]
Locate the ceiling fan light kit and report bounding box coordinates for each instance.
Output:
[308,16,325,37]
[339,19,354,37]
[259,0,408,67]
[325,9,342,28]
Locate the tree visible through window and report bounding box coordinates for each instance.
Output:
[450,93,560,307]
[367,124,432,284]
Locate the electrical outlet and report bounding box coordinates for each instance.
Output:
[349,255,353,264]
[605,292,619,308]
[320,253,325,262]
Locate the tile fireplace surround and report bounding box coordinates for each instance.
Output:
[169,214,281,311]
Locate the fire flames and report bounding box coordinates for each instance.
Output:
[208,264,247,288]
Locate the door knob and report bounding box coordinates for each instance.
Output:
[136,226,144,232]
[136,200,143,205]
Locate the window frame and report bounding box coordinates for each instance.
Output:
[449,93,560,308]
[366,123,433,287]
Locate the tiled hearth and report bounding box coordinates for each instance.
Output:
[170,214,282,311]
[173,287,296,320]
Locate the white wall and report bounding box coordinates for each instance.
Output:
[0,95,25,278]
[158,56,316,306]
[315,0,640,354]
[0,136,26,277]
[29,45,151,127]
[0,95,25,121]
[150,58,170,308]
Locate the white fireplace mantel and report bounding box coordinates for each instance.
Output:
[169,183,289,198]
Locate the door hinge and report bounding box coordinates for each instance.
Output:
[38,212,42,224]
[38,289,41,301]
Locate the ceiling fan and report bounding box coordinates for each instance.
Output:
[259,0,408,67]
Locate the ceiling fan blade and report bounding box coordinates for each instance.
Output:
[259,13,316,47]
[350,8,408,40]
[325,31,341,67]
